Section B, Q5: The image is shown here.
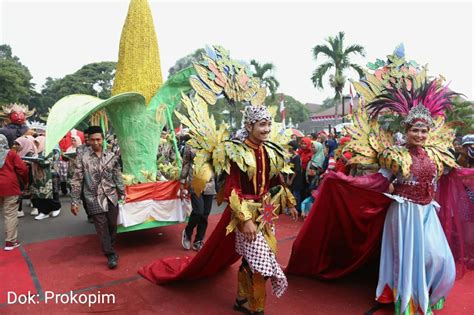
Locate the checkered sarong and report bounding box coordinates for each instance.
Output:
[235,230,288,297]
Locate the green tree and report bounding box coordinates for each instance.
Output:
[40,61,117,110]
[250,60,279,99]
[0,44,35,105]
[266,94,309,123]
[311,32,365,121]
[168,48,205,76]
[447,96,474,135]
[321,96,337,108]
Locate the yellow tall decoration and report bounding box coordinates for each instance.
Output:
[111,0,163,104]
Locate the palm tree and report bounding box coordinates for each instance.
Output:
[250,60,280,99]
[311,31,365,123]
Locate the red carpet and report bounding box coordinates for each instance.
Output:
[0,247,36,304]
[1,214,473,314]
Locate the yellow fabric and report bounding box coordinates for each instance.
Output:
[237,264,252,300]
[237,265,267,313]
[249,273,267,312]
[226,190,258,235]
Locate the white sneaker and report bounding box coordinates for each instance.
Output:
[34,213,50,220]
[181,230,191,250]
[30,208,39,216]
[51,209,61,217]
[17,211,25,218]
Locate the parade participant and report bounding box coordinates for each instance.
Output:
[230,106,298,314]
[70,126,125,269]
[373,92,456,314]
[140,104,297,315]
[0,103,33,148]
[287,79,459,315]
[458,134,474,168]
[456,134,474,267]
[73,128,93,222]
[286,140,304,216]
[180,140,216,251]
[30,136,62,220]
[12,136,37,217]
[138,45,296,315]
[66,135,82,153]
[0,134,29,250]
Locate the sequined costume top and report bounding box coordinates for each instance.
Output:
[392,146,437,205]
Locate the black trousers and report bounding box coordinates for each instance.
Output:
[33,193,61,215]
[185,192,213,242]
[92,200,118,256]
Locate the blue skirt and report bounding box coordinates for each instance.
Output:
[376,195,455,314]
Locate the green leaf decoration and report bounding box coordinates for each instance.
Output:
[45,93,144,156]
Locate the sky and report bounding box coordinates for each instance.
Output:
[0,0,472,105]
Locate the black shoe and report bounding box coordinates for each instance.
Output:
[107,254,118,269]
[233,298,251,315]
[192,240,204,251]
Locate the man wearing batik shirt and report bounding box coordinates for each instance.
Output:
[228,106,298,315]
[70,126,125,269]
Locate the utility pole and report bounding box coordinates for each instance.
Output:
[341,94,345,123]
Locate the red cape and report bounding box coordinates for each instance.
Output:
[285,172,391,279]
[138,206,240,284]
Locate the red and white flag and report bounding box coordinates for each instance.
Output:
[349,85,354,115]
[279,94,286,127]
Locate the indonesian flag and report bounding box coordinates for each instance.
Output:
[349,84,354,114]
[279,94,286,127]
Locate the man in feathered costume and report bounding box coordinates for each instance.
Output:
[228,105,298,314]
[0,103,33,148]
[138,45,297,315]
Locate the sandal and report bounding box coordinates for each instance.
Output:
[233,298,251,315]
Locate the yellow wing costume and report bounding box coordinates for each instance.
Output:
[347,79,458,179]
[174,46,292,196]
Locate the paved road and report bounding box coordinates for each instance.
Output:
[0,195,226,245]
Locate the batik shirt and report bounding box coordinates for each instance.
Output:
[71,149,125,215]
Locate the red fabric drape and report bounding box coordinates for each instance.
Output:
[285,172,391,279]
[437,168,474,276]
[138,206,240,283]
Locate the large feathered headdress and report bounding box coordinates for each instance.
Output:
[366,79,458,128]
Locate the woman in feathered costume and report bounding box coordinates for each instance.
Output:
[286,78,460,315]
[368,80,457,314]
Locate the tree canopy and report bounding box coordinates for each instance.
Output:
[250,60,280,98]
[266,94,309,123]
[311,31,365,101]
[0,44,35,105]
[447,96,474,135]
[41,61,116,108]
[168,49,205,76]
